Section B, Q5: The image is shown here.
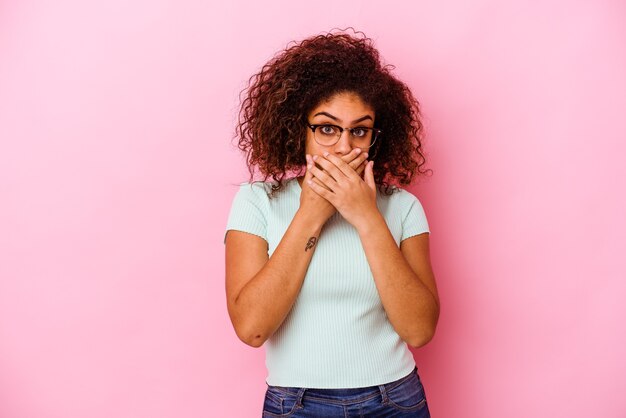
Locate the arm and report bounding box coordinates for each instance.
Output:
[225,209,324,348]
[225,149,368,348]
[305,152,440,348]
[356,215,440,348]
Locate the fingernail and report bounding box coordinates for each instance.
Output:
[355,148,361,154]
[323,151,329,157]
[363,152,368,158]
[313,155,318,161]
[307,163,313,169]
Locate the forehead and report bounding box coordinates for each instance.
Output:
[309,92,375,116]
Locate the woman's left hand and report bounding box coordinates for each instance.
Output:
[307,151,379,229]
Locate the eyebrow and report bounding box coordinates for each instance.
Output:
[313,112,373,124]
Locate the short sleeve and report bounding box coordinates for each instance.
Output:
[223,182,268,244]
[401,193,430,242]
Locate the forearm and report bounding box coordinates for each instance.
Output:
[235,209,323,347]
[356,213,439,347]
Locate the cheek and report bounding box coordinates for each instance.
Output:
[304,136,318,155]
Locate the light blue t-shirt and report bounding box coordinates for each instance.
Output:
[224,177,430,388]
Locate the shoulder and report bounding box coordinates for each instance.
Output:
[237,180,273,193]
[379,185,429,233]
[234,180,279,199]
[378,184,423,208]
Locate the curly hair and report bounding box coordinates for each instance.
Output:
[234,27,431,197]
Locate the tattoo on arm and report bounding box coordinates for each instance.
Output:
[305,237,318,252]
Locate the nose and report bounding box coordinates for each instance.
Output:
[333,129,353,155]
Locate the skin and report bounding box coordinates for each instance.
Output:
[225,91,440,348]
[302,92,440,346]
[297,92,374,226]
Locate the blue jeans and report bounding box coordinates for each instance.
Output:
[261,366,430,417]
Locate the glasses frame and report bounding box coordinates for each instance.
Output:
[306,123,382,149]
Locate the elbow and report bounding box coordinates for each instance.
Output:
[243,333,266,348]
[407,328,436,349]
[228,302,267,348]
[407,311,440,349]
[234,323,267,348]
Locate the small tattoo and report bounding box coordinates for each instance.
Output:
[305,237,318,252]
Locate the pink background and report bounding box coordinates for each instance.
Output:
[1,1,625,417]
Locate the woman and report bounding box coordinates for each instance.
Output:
[224,29,440,417]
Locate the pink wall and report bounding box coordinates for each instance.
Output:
[1,1,625,417]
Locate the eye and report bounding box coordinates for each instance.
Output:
[351,128,368,138]
[319,125,338,136]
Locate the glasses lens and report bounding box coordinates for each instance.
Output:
[313,126,380,149]
[314,125,340,145]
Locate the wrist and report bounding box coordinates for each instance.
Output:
[354,210,386,237]
[295,208,327,231]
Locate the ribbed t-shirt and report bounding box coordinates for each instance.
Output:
[224,177,430,388]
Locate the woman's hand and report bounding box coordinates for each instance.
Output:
[299,148,369,227]
[307,150,378,230]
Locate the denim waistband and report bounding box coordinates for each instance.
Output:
[266,366,417,403]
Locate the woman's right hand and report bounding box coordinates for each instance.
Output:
[299,148,369,226]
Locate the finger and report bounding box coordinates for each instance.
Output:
[330,149,361,179]
[317,151,362,182]
[305,155,313,180]
[310,150,354,183]
[356,159,368,177]
[309,159,338,191]
[314,148,362,181]
[340,148,363,164]
[307,176,334,202]
[312,175,330,191]
[314,148,362,183]
[306,154,332,191]
[348,151,369,171]
[364,160,375,188]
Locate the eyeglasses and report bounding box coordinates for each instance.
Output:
[306,123,382,148]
